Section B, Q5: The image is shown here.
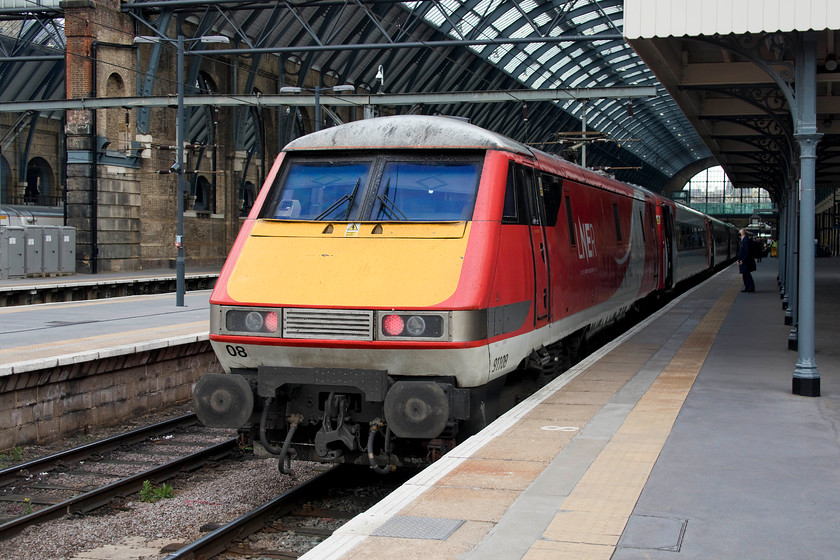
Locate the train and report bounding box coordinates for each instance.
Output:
[0,204,64,227]
[193,115,738,473]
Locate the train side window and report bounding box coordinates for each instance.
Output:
[504,163,538,225]
[613,203,622,242]
[518,165,539,226]
[639,210,646,242]
[540,172,562,227]
[502,164,519,223]
[565,196,576,246]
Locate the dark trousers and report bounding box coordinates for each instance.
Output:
[742,271,755,291]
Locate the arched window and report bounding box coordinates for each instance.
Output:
[105,73,131,152]
[26,157,53,205]
[195,175,211,212]
[239,180,256,217]
[682,166,772,215]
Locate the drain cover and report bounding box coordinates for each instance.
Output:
[372,515,465,540]
[617,514,687,551]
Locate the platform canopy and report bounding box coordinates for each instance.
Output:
[625,0,840,203]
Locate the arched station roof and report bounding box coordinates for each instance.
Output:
[0,0,716,192]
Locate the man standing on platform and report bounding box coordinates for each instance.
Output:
[738,228,756,292]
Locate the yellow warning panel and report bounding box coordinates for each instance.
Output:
[524,540,614,560]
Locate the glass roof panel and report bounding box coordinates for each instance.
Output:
[510,23,534,39]
[493,8,522,31]
[400,0,710,177]
[537,46,562,64]
[438,0,460,17]
[571,10,601,25]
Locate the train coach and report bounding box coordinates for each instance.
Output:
[193,115,736,473]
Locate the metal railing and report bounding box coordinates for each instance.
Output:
[5,194,63,207]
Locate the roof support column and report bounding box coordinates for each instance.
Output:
[792,32,821,397]
[777,185,789,303]
[784,179,797,328]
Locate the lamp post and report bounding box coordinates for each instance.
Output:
[134,34,229,306]
[279,84,356,131]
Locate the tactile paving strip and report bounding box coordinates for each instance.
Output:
[371,515,465,540]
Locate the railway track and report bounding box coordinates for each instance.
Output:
[165,465,410,559]
[0,413,238,540]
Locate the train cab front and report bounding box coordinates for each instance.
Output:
[192,120,526,470]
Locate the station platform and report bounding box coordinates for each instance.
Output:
[0,288,211,376]
[302,258,840,560]
[0,267,219,307]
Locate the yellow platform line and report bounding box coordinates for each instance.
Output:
[525,282,740,560]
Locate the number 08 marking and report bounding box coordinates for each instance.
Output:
[225,345,248,357]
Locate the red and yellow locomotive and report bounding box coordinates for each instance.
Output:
[194,115,735,472]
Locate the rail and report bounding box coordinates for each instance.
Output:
[0,414,238,540]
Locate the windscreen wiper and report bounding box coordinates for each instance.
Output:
[344,177,361,220]
[376,178,408,221]
[314,178,362,220]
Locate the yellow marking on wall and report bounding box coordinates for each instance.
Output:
[526,282,740,560]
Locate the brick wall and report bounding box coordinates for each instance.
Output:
[0,341,218,451]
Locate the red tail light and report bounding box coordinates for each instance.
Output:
[265,311,279,333]
[382,314,405,336]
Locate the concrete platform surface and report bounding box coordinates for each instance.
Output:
[0,290,211,376]
[300,258,840,560]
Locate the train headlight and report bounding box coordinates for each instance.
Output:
[378,312,446,340]
[245,312,264,331]
[405,315,426,336]
[225,309,279,334]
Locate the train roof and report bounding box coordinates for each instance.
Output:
[282,115,666,205]
[283,115,535,156]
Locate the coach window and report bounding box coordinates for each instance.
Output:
[540,173,562,227]
[639,210,646,241]
[647,204,656,236]
[612,203,622,242]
